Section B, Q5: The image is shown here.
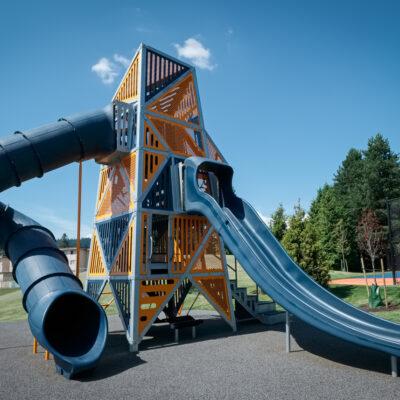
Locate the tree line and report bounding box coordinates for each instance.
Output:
[269,134,400,286]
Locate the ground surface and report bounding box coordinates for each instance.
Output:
[0,312,399,400]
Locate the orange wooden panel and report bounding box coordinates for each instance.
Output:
[142,151,165,191]
[122,152,137,193]
[96,167,113,210]
[193,276,231,319]
[96,166,132,219]
[191,230,224,273]
[140,213,149,275]
[88,233,106,276]
[110,221,134,275]
[147,73,199,124]
[144,121,166,151]
[171,216,210,274]
[114,53,140,102]
[148,115,205,158]
[138,278,177,335]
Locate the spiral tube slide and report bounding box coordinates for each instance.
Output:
[0,106,116,378]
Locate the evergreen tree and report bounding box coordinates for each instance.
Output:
[58,233,69,248]
[363,133,400,212]
[282,202,305,264]
[300,219,330,286]
[269,204,287,241]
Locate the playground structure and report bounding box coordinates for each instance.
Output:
[0,44,400,379]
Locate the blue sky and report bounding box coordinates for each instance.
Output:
[0,0,399,237]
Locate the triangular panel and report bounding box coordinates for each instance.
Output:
[192,276,231,320]
[144,121,166,151]
[142,151,166,191]
[191,230,224,273]
[111,219,135,275]
[86,279,107,301]
[145,49,189,101]
[97,213,132,270]
[171,216,210,273]
[88,232,107,276]
[121,152,137,194]
[138,278,178,336]
[148,115,205,158]
[96,166,114,211]
[97,166,132,220]
[147,73,200,125]
[110,279,131,329]
[142,160,172,210]
[114,53,140,103]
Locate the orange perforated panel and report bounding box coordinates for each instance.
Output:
[172,216,210,273]
[114,54,140,102]
[138,278,177,335]
[88,233,106,276]
[147,73,199,124]
[97,166,132,220]
[193,276,231,319]
[144,121,165,151]
[142,151,165,191]
[111,221,134,275]
[191,230,224,273]
[122,152,137,192]
[96,167,113,210]
[140,213,149,275]
[148,116,205,158]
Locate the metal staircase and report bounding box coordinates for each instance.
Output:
[228,260,285,325]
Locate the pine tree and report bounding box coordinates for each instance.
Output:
[282,202,305,264]
[269,204,287,241]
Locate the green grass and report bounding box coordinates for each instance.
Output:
[329,270,364,280]
[1,261,400,324]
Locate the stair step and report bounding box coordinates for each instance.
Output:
[256,301,276,313]
[257,311,286,325]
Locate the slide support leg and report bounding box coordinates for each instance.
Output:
[285,311,291,353]
[391,355,398,377]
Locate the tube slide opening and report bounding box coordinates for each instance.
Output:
[43,293,101,358]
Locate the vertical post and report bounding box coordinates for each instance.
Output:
[32,338,38,354]
[76,161,82,280]
[285,311,291,353]
[234,257,238,283]
[380,258,388,309]
[44,350,50,361]
[386,198,397,286]
[360,257,370,297]
[391,355,398,378]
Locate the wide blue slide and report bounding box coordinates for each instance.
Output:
[184,157,400,357]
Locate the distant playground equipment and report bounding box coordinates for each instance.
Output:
[0,44,399,378]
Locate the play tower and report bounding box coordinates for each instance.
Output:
[86,44,236,350]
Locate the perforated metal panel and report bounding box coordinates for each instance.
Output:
[97,214,132,269]
[110,279,131,328]
[145,49,188,101]
[143,160,172,210]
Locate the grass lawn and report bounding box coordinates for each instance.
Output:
[1,261,400,324]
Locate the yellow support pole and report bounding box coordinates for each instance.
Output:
[33,338,38,354]
[76,161,83,279]
[44,350,50,361]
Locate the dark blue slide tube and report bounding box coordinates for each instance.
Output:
[0,203,108,378]
[0,106,116,378]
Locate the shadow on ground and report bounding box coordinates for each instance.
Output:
[290,316,393,375]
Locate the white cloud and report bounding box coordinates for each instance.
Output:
[174,38,216,71]
[113,54,130,68]
[227,28,234,36]
[91,57,118,84]
[91,54,131,84]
